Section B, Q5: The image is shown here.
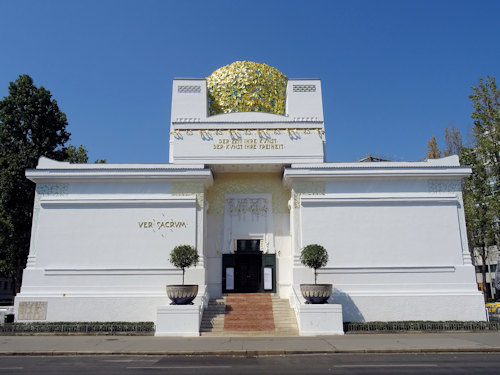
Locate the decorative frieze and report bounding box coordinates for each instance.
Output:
[170,128,325,137]
[36,183,69,196]
[177,85,201,94]
[206,173,290,215]
[428,180,462,193]
[292,181,325,208]
[293,84,316,92]
[227,198,268,219]
[172,182,204,209]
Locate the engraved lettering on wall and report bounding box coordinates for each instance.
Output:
[18,301,48,320]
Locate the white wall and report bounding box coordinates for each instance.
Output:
[300,197,463,268]
[16,170,211,322]
[287,169,485,322]
[35,198,197,270]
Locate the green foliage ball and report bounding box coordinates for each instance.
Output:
[169,245,199,270]
[300,244,329,270]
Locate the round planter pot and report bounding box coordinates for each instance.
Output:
[300,284,332,304]
[166,285,198,305]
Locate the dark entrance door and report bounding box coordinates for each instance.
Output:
[234,253,261,292]
[222,240,276,293]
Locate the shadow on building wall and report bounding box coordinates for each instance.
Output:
[331,288,365,322]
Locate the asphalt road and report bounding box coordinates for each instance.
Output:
[0,353,500,374]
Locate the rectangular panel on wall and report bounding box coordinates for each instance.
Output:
[300,195,462,267]
[226,267,234,290]
[264,267,273,290]
[36,196,198,269]
[262,254,276,293]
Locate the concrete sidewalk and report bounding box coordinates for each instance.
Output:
[1,332,500,356]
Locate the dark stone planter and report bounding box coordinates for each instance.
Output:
[166,285,198,305]
[300,284,332,304]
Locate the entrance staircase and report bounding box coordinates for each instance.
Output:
[200,293,299,336]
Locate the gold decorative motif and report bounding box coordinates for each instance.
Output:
[171,128,324,135]
[206,173,290,215]
[292,181,325,208]
[206,61,287,116]
[172,182,205,209]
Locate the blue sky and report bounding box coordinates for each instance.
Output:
[1,0,499,163]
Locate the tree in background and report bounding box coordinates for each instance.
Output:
[444,123,463,156]
[426,124,463,159]
[460,77,500,301]
[0,75,70,292]
[469,77,499,224]
[426,135,442,159]
[424,77,499,300]
[66,144,106,164]
[462,76,500,301]
[0,74,99,294]
[461,147,495,300]
[65,144,89,163]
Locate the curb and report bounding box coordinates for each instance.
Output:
[2,348,500,356]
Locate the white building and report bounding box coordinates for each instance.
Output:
[14,62,486,328]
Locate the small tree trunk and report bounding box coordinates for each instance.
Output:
[314,268,317,284]
[481,248,491,302]
[481,265,491,302]
[182,268,185,285]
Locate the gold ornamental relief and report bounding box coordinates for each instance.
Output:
[292,181,325,208]
[206,61,287,116]
[172,182,205,208]
[206,173,290,215]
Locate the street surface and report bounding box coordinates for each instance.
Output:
[0,353,499,374]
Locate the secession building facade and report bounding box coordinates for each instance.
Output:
[14,62,486,328]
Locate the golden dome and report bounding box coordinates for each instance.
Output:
[206,61,287,116]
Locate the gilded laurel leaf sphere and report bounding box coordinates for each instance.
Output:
[206,61,287,116]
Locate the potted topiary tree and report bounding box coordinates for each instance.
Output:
[299,244,332,304]
[166,244,199,305]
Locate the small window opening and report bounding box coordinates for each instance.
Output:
[236,239,261,252]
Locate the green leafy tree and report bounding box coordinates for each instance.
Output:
[470,77,499,225]
[0,75,70,293]
[65,144,89,163]
[461,147,495,300]
[426,135,442,159]
[462,76,500,301]
[65,144,106,164]
[300,244,329,284]
[169,245,199,285]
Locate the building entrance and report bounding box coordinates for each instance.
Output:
[222,240,276,293]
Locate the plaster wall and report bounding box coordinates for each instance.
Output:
[300,198,462,268]
[15,177,208,322]
[290,175,485,321]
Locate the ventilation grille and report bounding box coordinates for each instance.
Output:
[293,84,316,92]
[178,85,201,93]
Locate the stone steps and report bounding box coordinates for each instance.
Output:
[200,294,299,336]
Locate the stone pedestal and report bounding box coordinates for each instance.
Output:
[296,303,344,335]
[155,304,201,336]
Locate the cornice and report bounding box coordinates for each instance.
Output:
[283,162,471,183]
[26,167,214,187]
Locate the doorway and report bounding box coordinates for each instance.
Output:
[222,240,276,293]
